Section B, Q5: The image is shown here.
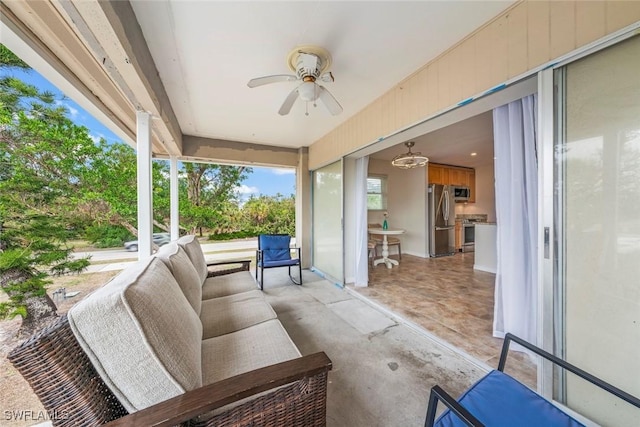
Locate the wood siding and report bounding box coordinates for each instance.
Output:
[309,0,640,170]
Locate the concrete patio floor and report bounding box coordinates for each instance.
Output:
[5,257,493,426]
[259,267,488,426]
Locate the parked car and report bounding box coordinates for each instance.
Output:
[124,233,171,252]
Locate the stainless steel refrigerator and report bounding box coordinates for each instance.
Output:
[428,184,456,257]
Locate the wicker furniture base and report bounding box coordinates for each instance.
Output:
[8,316,128,426]
[9,315,332,426]
[189,373,328,427]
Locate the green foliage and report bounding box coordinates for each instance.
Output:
[84,224,133,247]
[205,195,296,240]
[0,44,294,323]
[0,303,27,320]
[180,163,252,234]
[0,44,30,69]
[0,249,33,273]
[208,230,255,241]
[0,57,91,321]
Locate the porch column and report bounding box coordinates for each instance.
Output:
[136,111,153,259]
[170,155,180,240]
[296,147,311,268]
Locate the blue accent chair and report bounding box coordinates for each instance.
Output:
[424,333,640,427]
[256,234,302,290]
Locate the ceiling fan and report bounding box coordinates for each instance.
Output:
[247,46,343,116]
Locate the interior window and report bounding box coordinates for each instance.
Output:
[367,175,387,210]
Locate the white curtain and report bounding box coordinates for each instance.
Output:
[354,156,369,286]
[492,94,538,345]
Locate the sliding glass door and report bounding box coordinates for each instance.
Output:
[554,35,640,425]
[312,160,343,284]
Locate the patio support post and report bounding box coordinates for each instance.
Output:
[136,111,153,259]
[170,155,179,241]
[296,147,311,268]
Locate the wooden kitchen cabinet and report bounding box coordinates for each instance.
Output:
[448,168,466,186]
[428,164,446,185]
[455,220,462,251]
[466,169,476,203]
[427,163,476,203]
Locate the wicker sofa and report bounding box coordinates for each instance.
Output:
[9,235,332,426]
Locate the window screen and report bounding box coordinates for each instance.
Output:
[367,176,387,210]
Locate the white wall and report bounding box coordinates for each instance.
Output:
[367,158,428,257]
[454,162,496,222]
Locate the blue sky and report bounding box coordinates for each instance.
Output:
[2,67,295,199]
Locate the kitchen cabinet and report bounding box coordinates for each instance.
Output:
[448,168,466,187]
[427,163,476,203]
[455,220,462,251]
[428,164,446,185]
[467,170,476,203]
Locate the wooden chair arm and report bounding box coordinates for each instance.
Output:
[206,259,251,277]
[106,352,332,427]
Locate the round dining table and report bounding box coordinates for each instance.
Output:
[368,227,405,269]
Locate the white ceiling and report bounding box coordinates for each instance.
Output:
[130,1,515,149]
[370,111,495,168]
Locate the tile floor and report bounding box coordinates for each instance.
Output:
[351,252,537,388]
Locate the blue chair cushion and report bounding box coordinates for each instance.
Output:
[435,370,585,427]
[259,235,293,262]
[261,259,300,268]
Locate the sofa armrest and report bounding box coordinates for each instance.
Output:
[206,259,251,277]
[106,352,332,427]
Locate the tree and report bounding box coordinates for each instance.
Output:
[0,51,92,334]
[78,139,171,238]
[241,194,295,236]
[182,163,251,235]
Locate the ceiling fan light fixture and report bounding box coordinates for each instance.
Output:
[298,81,317,102]
[391,141,429,169]
[249,45,342,116]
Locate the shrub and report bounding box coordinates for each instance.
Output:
[84,225,133,248]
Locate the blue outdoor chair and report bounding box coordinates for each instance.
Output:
[256,234,302,290]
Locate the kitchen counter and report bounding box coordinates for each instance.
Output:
[474,223,497,273]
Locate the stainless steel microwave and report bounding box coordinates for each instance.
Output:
[453,186,471,202]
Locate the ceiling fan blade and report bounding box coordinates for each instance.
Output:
[247,74,297,88]
[317,86,343,115]
[278,86,300,116]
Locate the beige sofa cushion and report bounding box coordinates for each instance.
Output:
[177,235,208,284]
[68,258,203,412]
[202,271,258,299]
[156,243,203,315]
[201,319,301,385]
[200,290,277,339]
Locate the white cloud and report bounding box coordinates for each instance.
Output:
[235,184,260,195]
[271,168,295,175]
[67,105,79,118]
[89,133,104,144]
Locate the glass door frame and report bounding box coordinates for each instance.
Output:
[311,158,345,286]
[537,25,640,402]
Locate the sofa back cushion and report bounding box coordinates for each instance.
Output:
[68,257,203,412]
[177,235,207,285]
[156,243,203,315]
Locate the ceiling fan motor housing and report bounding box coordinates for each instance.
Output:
[296,53,323,81]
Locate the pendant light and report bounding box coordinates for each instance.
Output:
[391,141,429,169]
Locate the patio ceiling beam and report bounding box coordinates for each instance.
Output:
[181,135,299,168]
[0,1,137,147]
[56,0,182,156]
